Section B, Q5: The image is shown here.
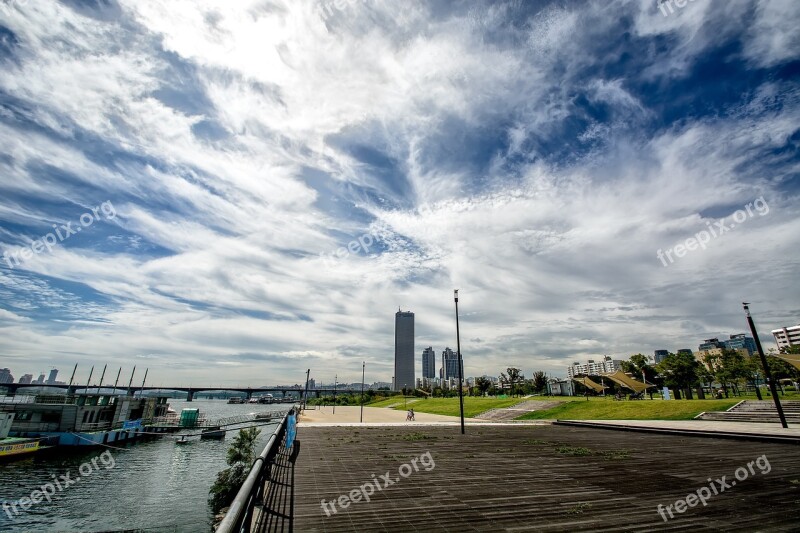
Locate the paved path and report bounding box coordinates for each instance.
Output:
[475,400,563,420]
[299,405,478,425]
[292,424,800,531]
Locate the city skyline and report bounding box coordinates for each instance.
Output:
[0,1,798,385]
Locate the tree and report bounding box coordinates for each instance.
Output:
[531,371,548,394]
[209,427,262,513]
[656,352,700,398]
[621,353,659,384]
[710,350,762,398]
[500,367,524,397]
[475,376,492,397]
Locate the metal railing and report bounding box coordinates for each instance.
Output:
[217,410,293,533]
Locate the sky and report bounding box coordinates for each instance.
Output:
[0,0,798,388]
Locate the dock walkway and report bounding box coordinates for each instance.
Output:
[288,424,800,532]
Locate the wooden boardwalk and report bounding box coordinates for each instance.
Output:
[289,424,800,532]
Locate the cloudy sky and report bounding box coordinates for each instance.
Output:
[0,0,798,388]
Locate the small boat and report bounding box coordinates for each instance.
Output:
[254,413,273,421]
[0,437,42,459]
[175,435,190,445]
[201,427,226,440]
[227,397,245,404]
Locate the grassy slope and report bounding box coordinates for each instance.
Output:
[365,396,407,408]
[516,399,739,421]
[390,397,526,418]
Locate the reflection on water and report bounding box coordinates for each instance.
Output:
[0,400,282,532]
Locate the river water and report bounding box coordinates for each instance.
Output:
[0,400,284,532]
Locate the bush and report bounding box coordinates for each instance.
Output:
[209,427,261,514]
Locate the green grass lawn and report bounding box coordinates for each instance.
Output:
[389,397,526,418]
[516,398,740,421]
[365,396,408,408]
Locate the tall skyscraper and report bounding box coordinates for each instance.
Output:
[35,373,45,384]
[19,374,33,384]
[394,310,415,391]
[654,350,669,364]
[441,347,463,381]
[422,347,436,379]
[47,368,59,384]
[0,368,13,384]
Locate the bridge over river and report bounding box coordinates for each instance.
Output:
[0,383,364,401]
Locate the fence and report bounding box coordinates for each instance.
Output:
[216,409,295,533]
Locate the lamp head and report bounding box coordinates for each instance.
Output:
[454,289,459,301]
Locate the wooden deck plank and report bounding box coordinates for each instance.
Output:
[290,425,800,532]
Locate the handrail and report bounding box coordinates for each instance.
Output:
[216,409,293,533]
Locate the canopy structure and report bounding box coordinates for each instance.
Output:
[601,370,652,393]
[776,353,800,371]
[572,376,606,393]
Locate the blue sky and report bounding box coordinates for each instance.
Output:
[0,0,798,387]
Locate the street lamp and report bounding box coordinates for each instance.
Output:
[454,289,465,434]
[333,374,337,415]
[360,362,365,423]
[743,303,788,428]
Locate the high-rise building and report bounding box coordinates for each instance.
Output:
[771,323,800,350]
[422,347,436,379]
[35,373,45,384]
[698,338,725,351]
[566,356,623,378]
[394,310,415,391]
[441,347,463,381]
[0,368,13,384]
[19,374,33,384]
[676,348,693,357]
[46,368,59,384]
[724,334,756,356]
[654,350,669,364]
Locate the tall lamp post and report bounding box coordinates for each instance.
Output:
[454,289,465,434]
[360,362,365,423]
[743,303,788,428]
[333,374,337,415]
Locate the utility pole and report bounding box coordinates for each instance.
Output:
[454,289,465,435]
[333,374,337,414]
[127,366,136,396]
[743,303,788,428]
[140,368,148,396]
[111,367,122,396]
[360,362,366,423]
[67,363,77,394]
[84,366,94,395]
[302,369,310,411]
[97,364,107,395]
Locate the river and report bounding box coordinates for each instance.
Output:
[0,399,285,532]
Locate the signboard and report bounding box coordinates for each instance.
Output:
[123,419,142,430]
